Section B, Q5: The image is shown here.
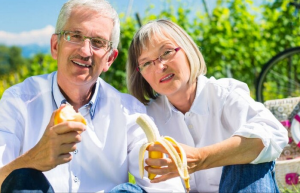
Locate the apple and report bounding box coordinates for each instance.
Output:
[54,104,87,126]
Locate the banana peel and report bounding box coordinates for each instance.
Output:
[137,114,190,192]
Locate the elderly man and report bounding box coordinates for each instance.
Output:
[0,0,184,192]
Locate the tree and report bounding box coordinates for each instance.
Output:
[0,45,26,75]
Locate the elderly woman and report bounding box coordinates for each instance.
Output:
[126,19,288,193]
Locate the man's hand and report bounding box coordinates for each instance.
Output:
[0,108,87,190]
[25,108,86,171]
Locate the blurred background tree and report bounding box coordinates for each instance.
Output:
[0,0,299,99]
[0,45,26,75]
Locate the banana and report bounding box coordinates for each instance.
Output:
[137,114,190,192]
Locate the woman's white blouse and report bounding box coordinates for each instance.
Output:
[146,75,288,193]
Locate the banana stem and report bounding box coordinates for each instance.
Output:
[185,180,190,193]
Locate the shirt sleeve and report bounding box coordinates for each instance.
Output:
[127,113,185,192]
[0,89,25,167]
[221,79,288,164]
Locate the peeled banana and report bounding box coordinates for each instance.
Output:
[137,114,190,192]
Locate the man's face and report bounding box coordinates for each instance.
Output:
[51,7,118,87]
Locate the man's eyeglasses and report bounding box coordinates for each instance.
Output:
[136,47,181,74]
[56,31,113,50]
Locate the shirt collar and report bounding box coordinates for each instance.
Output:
[189,75,209,115]
[160,75,209,122]
[87,79,100,119]
[52,71,100,119]
[52,72,66,109]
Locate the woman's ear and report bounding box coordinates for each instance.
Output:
[103,49,118,72]
[50,34,59,60]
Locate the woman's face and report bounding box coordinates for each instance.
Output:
[138,35,192,98]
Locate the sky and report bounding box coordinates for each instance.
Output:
[0,0,263,47]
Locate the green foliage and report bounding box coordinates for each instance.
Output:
[1,0,300,101]
[28,53,57,76]
[200,0,264,87]
[100,15,137,93]
[0,53,57,97]
[128,172,136,184]
[280,185,300,193]
[0,45,26,75]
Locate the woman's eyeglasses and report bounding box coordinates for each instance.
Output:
[137,47,181,74]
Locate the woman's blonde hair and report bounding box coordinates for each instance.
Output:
[127,19,206,104]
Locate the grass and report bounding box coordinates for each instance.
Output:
[280,185,300,193]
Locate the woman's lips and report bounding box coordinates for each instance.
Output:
[160,74,174,82]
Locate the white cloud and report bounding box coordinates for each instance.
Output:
[0,25,55,46]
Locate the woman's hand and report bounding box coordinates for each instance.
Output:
[145,143,201,183]
[144,136,264,183]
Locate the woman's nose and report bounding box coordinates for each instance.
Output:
[154,60,167,73]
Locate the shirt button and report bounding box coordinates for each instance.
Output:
[188,124,193,129]
[74,176,78,183]
[74,149,78,154]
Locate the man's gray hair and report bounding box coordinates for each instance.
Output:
[55,0,120,49]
